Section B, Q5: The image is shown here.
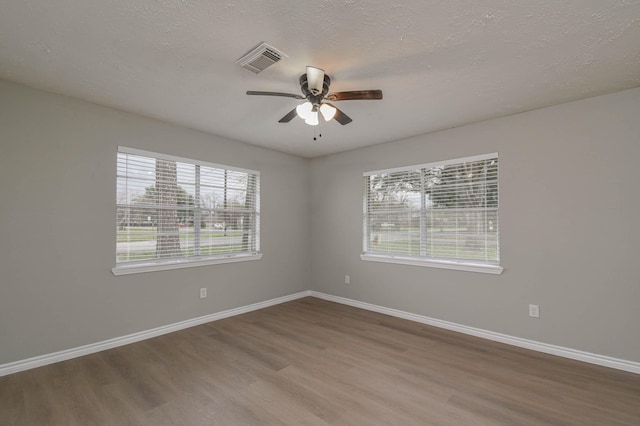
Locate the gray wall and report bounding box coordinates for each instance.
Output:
[2,78,639,367]
[0,80,310,364]
[309,87,640,363]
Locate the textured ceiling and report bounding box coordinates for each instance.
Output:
[1,0,639,157]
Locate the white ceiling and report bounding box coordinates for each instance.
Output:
[1,1,639,158]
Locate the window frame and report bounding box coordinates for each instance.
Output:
[361,153,503,275]
[112,146,261,276]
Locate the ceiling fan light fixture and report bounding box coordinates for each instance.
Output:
[319,103,337,121]
[306,66,325,95]
[305,111,319,126]
[296,101,313,119]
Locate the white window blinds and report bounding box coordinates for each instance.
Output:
[116,147,260,270]
[363,153,499,269]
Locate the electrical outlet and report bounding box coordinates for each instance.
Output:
[345,275,351,284]
[200,288,207,299]
[529,304,539,318]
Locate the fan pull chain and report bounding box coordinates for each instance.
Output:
[313,121,322,141]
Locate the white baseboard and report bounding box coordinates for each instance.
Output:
[0,290,311,377]
[309,291,640,375]
[3,289,639,377]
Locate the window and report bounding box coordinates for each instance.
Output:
[113,147,261,275]
[362,153,502,274]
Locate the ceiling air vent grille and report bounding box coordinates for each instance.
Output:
[237,42,286,74]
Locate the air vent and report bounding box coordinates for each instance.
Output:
[237,42,286,74]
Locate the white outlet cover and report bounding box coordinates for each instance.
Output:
[529,304,540,318]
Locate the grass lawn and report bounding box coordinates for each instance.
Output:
[369,237,498,261]
[116,245,247,262]
[117,227,243,243]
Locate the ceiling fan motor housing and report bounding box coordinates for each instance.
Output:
[299,74,331,105]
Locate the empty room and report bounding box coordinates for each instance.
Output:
[1,1,639,424]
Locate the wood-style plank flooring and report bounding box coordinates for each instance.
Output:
[1,297,639,425]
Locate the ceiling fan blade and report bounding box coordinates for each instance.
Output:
[306,66,325,95]
[278,108,298,123]
[332,106,353,125]
[326,90,383,101]
[246,91,304,100]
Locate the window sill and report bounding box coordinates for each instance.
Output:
[112,253,263,276]
[360,254,503,275]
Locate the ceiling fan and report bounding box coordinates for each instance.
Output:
[246,66,382,126]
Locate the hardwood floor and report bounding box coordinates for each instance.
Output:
[1,297,639,425]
